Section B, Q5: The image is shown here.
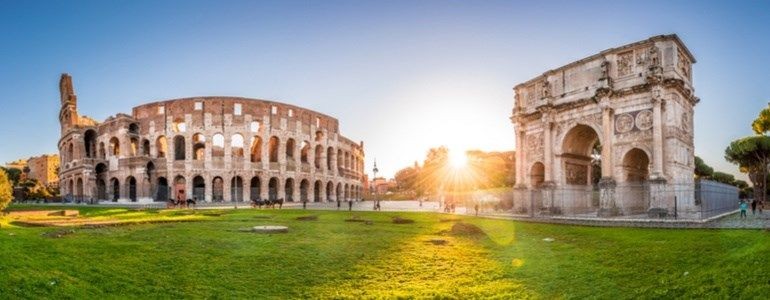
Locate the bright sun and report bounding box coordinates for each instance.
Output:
[449,149,468,169]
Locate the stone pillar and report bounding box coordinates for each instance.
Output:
[318,182,326,202]
[277,179,286,200]
[598,104,618,216]
[514,129,526,188]
[243,179,251,202]
[223,176,232,202]
[651,97,665,179]
[260,178,269,200]
[543,121,553,183]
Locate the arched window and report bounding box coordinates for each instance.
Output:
[250,137,262,163]
[174,135,185,160]
[231,134,244,158]
[67,143,74,161]
[109,137,120,156]
[250,177,261,201]
[212,177,224,202]
[285,178,295,202]
[130,138,139,156]
[84,130,97,158]
[300,141,310,164]
[250,121,260,132]
[285,138,296,160]
[193,133,206,160]
[98,142,106,159]
[156,136,167,158]
[315,131,324,142]
[212,134,225,158]
[231,176,243,202]
[142,139,150,156]
[314,145,323,169]
[269,136,279,163]
[128,123,140,134]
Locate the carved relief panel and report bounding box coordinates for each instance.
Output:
[615,109,653,134]
[617,51,634,77]
[565,162,588,185]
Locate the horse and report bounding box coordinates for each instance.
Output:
[251,198,265,209]
[186,198,196,209]
[265,198,284,209]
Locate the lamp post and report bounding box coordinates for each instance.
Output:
[372,159,379,210]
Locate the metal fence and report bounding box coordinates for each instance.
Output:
[501,180,740,220]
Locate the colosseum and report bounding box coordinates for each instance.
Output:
[57,74,366,204]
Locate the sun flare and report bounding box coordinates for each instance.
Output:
[449,149,468,169]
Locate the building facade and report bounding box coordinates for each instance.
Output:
[58,74,365,203]
[511,35,699,217]
[27,154,60,187]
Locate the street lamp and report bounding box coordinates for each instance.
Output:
[372,159,379,210]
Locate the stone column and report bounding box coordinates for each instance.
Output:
[243,178,251,202]
[277,179,286,200]
[543,122,553,183]
[651,97,665,179]
[260,178,269,200]
[598,104,618,216]
[318,182,326,202]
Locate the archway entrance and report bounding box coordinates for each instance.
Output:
[268,178,278,200]
[561,125,601,186]
[156,177,169,202]
[192,176,205,202]
[174,176,186,202]
[314,180,322,202]
[231,176,243,202]
[300,179,309,202]
[285,178,295,202]
[622,148,650,182]
[212,177,224,202]
[111,178,120,201]
[127,177,137,202]
[250,177,261,201]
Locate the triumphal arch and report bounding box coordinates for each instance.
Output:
[511,35,698,217]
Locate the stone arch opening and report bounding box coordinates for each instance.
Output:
[327,181,334,201]
[156,136,167,158]
[175,176,187,201]
[530,162,545,187]
[300,179,309,202]
[128,123,140,134]
[84,129,97,158]
[76,178,84,200]
[250,177,261,201]
[327,147,334,170]
[142,139,150,156]
[67,142,74,161]
[130,138,139,156]
[110,177,120,201]
[192,176,205,202]
[96,179,106,201]
[622,148,650,182]
[156,177,169,202]
[314,145,323,169]
[212,133,225,158]
[193,133,206,160]
[250,137,262,163]
[231,134,244,158]
[231,176,243,202]
[173,135,185,160]
[285,138,296,161]
[98,142,106,159]
[269,137,280,163]
[315,131,324,142]
[561,124,601,186]
[314,180,322,202]
[127,176,137,202]
[285,178,295,202]
[300,141,310,164]
[268,177,279,200]
[212,177,224,202]
[336,183,342,201]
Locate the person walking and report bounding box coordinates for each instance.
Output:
[739,200,749,219]
[348,200,353,211]
[337,199,341,210]
[751,199,757,215]
[474,203,480,216]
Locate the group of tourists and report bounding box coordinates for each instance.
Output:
[738,199,764,219]
[168,197,196,209]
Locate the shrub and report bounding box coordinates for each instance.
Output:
[0,169,12,211]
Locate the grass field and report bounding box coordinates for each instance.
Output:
[1,205,769,299]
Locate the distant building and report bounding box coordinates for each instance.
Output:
[27,154,60,187]
[370,177,396,195]
[4,159,27,171]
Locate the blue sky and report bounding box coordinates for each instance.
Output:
[1,0,769,179]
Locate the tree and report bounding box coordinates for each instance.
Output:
[394,164,421,195]
[0,167,22,185]
[0,169,13,211]
[724,135,770,204]
[710,171,735,186]
[752,104,770,134]
[694,156,714,179]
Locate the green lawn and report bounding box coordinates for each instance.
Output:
[1,206,768,299]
